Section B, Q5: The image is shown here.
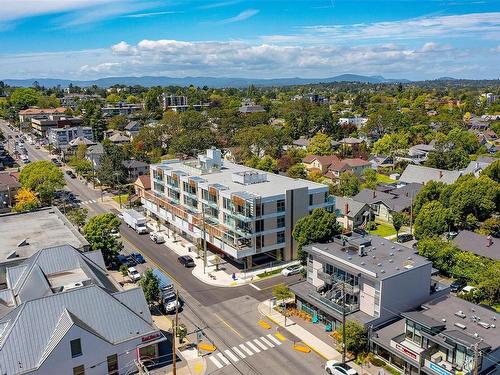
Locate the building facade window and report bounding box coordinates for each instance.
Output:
[277,216,285,228]
[107,354,118,375]
[277,231,285,244]
[309,194,313,206]
[70,338,82,358]
[73,365,85,375]
[255,219,264,233]
[277,199,285,212]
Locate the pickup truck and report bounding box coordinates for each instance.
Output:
[152,268,180,313]
[128,267,141,282]
[150,232,165,244]
[122,209,148,234]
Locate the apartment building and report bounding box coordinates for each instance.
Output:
[47,126,94,149]
[142,148,333,269]
[290,233,444,331]
[101,102,143,117]
[371,294,500,375]
[31,116,83,138]
[18,107,67,127]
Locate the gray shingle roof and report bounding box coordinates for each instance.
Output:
[452,230,500,260]
[335,196,370,218]
[0,285,157,374]
[399,164,462,185]
[353,188,415,212]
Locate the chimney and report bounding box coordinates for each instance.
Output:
[487,235,493,247]
[372,190,376,199]
[439,170,443,179]
[344,203,349,215]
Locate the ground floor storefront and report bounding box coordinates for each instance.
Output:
[372,342,418,375]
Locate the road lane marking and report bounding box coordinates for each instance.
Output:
[253,338,268,351]
[217,352,230,365]
[267,334,282,345]
[209,356,223,369]
[249,283,261,290]
[275,332,287,341]
[246,341,260,353]
[239,343,253,356]
[224,349,239,362]
[214,312,244,339]
[259,336,274,347]
[232,346,246,358]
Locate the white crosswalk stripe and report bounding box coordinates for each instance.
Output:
[253,338,268,351]
[239,343,253,356]
[267,334,282,346]
[224,349,239,362]
[246,341,261,353]
[259,336,274,348]
[232,346,246,359]
[209,356,223,369]
[217,353,230,365]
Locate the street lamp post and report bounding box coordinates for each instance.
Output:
[201,205,208,274]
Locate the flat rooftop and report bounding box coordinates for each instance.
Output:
[0,207,89,263]
[306,233,431,280]
[156,159,328,199]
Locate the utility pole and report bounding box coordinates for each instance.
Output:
[341,276,347,365]
[409,191,413,235]
[202,206,207,274]
[172,290,179,375]
[472,341,480,375]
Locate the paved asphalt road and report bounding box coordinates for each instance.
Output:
[1,121,326,374]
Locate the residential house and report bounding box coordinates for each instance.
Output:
[303,155,341,174]
[124,121,142,138]
[461,157,495,177]
[371,294,500,375]
[369,155,394,170]
[292,137,311,150]
[239,99,265,114]
[324,158,371,180]
[452,230,500,261]
[134,174,151,200]
[338,116,368,129]
[107,132,131,145]
[122,159,149,181]
[334,196,372,231]
[352,183,423,222]
[0,245,165,375]
[86,143,105,169]
[290,233,444,331]
[399,165,463,185]
[406,143,436,163]
[60,94,101,109]
[141,148,334,269]
[0,172,20,213]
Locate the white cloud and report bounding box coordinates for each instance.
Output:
[123,11,179,18]
[198,1,241,10]
[261,12,500,44]
[80,62,122,73]
[219,9,259,24]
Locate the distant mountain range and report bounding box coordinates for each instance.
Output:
[2,74,413,88]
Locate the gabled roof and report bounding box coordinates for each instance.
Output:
[328,158,370,172]
[0,285,158,375]
[86,143,104,155]
[353,188,414,212]
[303,155,340,167]
[335,196,370,218]
[135,175,151,190]
[124,121,141,131]
[108,133,130,143]
[122,159,148,169]
[399,164,462,185]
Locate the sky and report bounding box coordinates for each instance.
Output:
[0,0,499,81]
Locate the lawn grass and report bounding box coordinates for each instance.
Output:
[113,194,129,204]
[376,173,396,184]
[368,221,397,237]
[256,268,284,279]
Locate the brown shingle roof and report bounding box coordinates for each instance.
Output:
[135,175,151,190]
[18,107,66,115]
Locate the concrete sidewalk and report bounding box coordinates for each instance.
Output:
[257,299,341,361]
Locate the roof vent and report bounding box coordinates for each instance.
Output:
[348,256,352,260]
[454,323,467,330]
[478,322,490,329]
[474,333,479,338]
[377,263,382,267]
[407,256,413,260]
[372,255,376,259]
[391,246,395,249]
[361,262,366,265]
[491,324,496,328]
[380,242,384,245]
[17,238,29,247]
[455,311,466,318]
[395,267,400,270]
[442,318,446,322]
[389,259,393,263]
[389,252,394,256]
[397,248,403,252]
[381,269,385,273]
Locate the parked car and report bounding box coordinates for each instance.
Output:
[450,279,467,293]
[281,264,303,276]
[132,252,145,264]
[65,170,76,178]
[325,361,358,375]
[150,232,165,244]
[127,267,141,282]
[396,233,413,243]
[125,255,137,267]
[110,228,121,238]
[178,255,195,268]
[116,254,128,266]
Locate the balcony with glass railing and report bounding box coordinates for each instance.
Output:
[307,289,359,315]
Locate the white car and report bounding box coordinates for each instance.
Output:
[325,361,358,375]
[281,264,303,277]
[150,232,165,244]
[110,228,121,238]
[165,299,181,313]
[117,212,124,220]
[127,267,141,282]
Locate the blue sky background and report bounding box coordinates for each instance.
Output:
[1,0,499,80]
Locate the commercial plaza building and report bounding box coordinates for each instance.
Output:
[140,148,334,269]
[290,233,446,331]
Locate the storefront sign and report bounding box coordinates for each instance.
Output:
[142,332,162,343]
[391,341,419,361]
[426,360,454,375]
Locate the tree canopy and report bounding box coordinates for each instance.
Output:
[19,160,65,204]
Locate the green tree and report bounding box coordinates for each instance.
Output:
[107,115,127,130]
[96,142,127,187]
[477,217,500,236]
[10,88,40,109]
[293,208,341,262]
[363,168,377,189]
[82,101,106,141]
[83,213,123,264]
[139,268,161,306]
[414,181,445,215]
[256,155,278,173]
[391,211,406,238]
[335,321,367,356]
[417,238,458,275]
[338,172,361,197]
[272,284,293,325]
[482,160,500,183]
[478,263,500,302]
[119,264,129,277]
[287,163,307,179]
[307,132,332,156]
[106,93,121,104]
[144,87,163,118]
[371,132,409,156]
[66,207,88,231]
[414,201,452,239]
[19,160,65,204]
